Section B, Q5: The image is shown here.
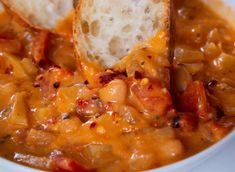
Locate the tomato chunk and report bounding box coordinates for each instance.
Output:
[53,156,92,172]
[129,79,172,117]
[178,81,211,120]
[36,67,73,99]
[32,31,48,64]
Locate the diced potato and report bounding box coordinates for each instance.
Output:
[129,152,156,171]
[211,84,235,116]
[202,42,221,60]
[118,105,146,125]
[55,85,95,113]
[0,82,17,109]
[26,129,56,147]
[172,66,192,92]
[174,47,205,64]
[211,53,235,80]
[21,58,38,77]
[207,28,221,43]
[154,127,176,140]
[80,144,117,168]
[55,86,80,113]
[183,63,204,75]
[2,53,29,79]
[33,107,54,124]
[14,153,52,169]
[27,88,47,109]
[8,92,29,127]
[99,79,127,104]
[153,128,184,163]
[52,117,82,133]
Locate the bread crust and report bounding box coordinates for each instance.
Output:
[0,0,74,36]
[73,0,88,65]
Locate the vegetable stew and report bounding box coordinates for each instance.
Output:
[0,0,235,171]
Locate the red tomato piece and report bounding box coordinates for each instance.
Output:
[32,31,48,64]
[178,81,211,120]
[53,156,93,172]
[36,67,73,99]
[129,79,172,117]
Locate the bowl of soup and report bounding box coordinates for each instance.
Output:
[0,0,235,172]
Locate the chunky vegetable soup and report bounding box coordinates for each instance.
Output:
[0,0,235,171]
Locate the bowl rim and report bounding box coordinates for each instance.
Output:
[0,130,234,172]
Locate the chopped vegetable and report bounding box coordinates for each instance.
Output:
[178,81,212,120]
[99,79,127,104]
[129,79,172,117]
[32,31,48,64]
[8,92,29,128]
[1,53,29,79]
[14,153,52,169]
[53,156,92,172]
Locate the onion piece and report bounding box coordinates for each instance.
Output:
[172,66,192,92]
[174,47,205,64]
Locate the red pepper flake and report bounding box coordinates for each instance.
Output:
[53,82,60,89]
[4,65,13,74]
[89,122,97,129]
[99,71,123,84]
[33,82,40,88]
[47,117,57,125]
[207,80,218,87]
[36,75,44,81]
[77,99,89,108]
[84,80,89,85]
[147,55,152,59]
[53,156,93,172]
[134,71,142,79]
[148,84,153,90]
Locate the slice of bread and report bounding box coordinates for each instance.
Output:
[1,0,74,35]
[74,0,171,67]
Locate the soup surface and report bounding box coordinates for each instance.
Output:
[0,0,235,171]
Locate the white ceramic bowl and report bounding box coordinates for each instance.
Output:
[0,0,235,172]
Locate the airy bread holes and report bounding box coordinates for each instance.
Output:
[140,25,146,32]
[153,20,159,30]
[81,20,89,34]
[102,8,111,14]
[122,25,132,33]
[91,20,100,37]
[122,8,133,16]
[109,36,123,56]
[145,7,151,14]
[136,35,144,41]
[88,0,94,6]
